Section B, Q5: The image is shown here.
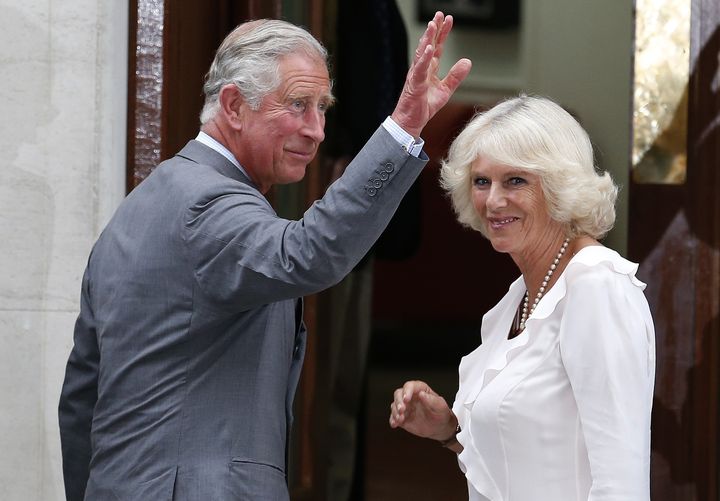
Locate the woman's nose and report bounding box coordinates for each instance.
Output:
[486,185,507,210]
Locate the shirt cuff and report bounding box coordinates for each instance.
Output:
[382,116,425,157]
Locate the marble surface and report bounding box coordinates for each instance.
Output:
[0,1,127,499]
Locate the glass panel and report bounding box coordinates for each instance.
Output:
[632,0,690,184]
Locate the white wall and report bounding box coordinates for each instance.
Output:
[0,0,128,499]
[397,0,633,252]
[523,0,633,253]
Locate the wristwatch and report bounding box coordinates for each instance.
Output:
[439,424,462,448]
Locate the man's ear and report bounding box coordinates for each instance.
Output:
[218,84,247,131]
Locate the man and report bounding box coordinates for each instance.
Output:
[59,13,470,500]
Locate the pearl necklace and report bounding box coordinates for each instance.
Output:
[519,237,570,331]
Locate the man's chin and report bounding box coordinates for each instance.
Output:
[278,165,309,185]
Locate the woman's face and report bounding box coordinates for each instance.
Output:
[470,156,560,258]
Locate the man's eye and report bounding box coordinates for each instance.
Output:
[291,100,306,111]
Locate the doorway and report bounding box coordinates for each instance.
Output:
[126,1,720,499]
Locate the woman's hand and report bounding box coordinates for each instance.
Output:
[389,380,457,443]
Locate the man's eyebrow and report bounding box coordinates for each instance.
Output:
[285,91,307,101]
[284,91,335,108]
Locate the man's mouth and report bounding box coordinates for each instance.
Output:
[286,149,315,161]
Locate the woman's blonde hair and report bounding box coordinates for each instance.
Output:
[440,95,618,239]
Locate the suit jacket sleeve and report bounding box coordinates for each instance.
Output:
[185,126,426,310]
[58,265,100,501]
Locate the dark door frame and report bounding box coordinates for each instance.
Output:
[629,1,720,499]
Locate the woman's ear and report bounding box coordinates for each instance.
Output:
[218,84,246,131]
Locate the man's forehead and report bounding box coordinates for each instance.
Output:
[278,54,332,97]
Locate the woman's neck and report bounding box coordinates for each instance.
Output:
[516,234,601,297]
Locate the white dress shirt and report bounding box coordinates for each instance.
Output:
[452,246,655,501]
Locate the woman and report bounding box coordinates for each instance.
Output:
[389,95,655,500]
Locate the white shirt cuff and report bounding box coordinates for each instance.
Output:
[382,116,425,157]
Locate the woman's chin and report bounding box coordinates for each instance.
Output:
[489,239,512,254]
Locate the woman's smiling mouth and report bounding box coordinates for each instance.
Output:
[487,216,520,229]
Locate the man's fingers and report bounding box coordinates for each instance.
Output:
[434,14,453,55]
[442,58,472,95]
[413,12,443,63]
[414,22,436,61]
[410,44,434,87]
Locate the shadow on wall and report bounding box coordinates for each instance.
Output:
[1,6,59,308]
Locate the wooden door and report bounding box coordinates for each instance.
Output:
[628,1,720,499]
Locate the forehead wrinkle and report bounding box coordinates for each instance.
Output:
[282,77,331,98]
[275,53,333,102]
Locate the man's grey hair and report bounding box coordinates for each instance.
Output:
[200,19,329,124]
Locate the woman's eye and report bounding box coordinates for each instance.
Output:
[473,177,489,187]
[508,177,526,186]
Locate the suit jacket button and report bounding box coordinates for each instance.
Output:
[384,162,395,173]
[367,187,377,196]
[372,179,382,188]
[379,171,389,181]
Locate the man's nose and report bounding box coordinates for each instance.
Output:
[303,108,325,143]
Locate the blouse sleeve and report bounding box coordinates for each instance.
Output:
[558,265,655,500]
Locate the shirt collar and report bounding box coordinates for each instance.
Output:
[195,131,251,179]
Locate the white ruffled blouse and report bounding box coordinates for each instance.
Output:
[452,246,655,501]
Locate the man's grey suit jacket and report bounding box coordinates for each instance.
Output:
[58,126,426,500]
